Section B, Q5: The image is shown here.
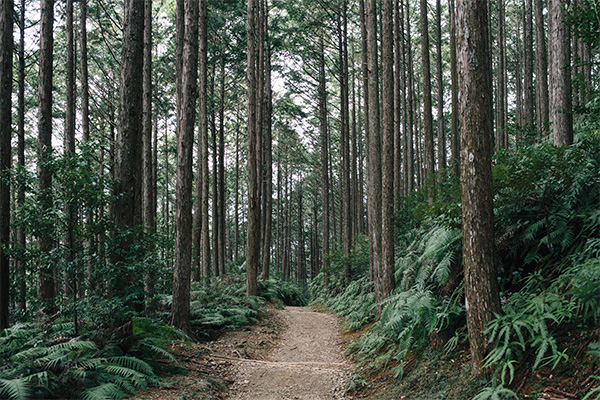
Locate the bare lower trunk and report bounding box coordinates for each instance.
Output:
[456,0,502,377]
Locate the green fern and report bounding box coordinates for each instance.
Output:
[82,382,126,400]
[472,385,518,400]
[0,378,33,400]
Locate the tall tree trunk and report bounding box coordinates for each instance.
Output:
[318,28,330,273]
[246,0,259,297]
[64,0,76,301]
[351,40,359,237]
[515,10,523,130]
[406,0,415,192]
[114,0,145,322]
[534,0,549,133]
[16,0,26,312]
[80,0,89,142]
[193,0,209,283]
[37,0,56,322]
[210,73,219,277]
[381,0,396,300]
[365,0,384,301]
[0,0,13,330]
[450,0,460,175]
[496,0,506,149]
[456,0,501,377]
[218,59,226,277]
[523,0,534,129]
[234,117,240,263]
[549,0,572,146]
[393,0,402,204]
[142,0,155,304]
[338,0,352,280]
[80,0,94,290]
[435,0,446,180]
[420,0,435,194]
[172,0,198,334]
[260,0,273,281]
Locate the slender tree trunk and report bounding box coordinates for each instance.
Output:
[234,119,240,263]
[193,0,209,283]
[218,60,226,277]
[172,0,198,334]
[351,40,359,237]
[393,0,402,205]
[456,0,501,377]
[80,0,89,142]
[210,73,219,277]
[406,0,415,192]
[318,28,330,272]
[366,0,384,301]
[381,0,396,299]
[534,0,549,134]
[142,0,154,303]
[64,0,76,302]
[16,0,26,312]
[260,0,273,281]
[338,0,352,280]
[450,0,460,175]
[0,0,13,330]
[435,0,446,180]
[420,0,435,194]
[37,0,56,322]
[549,0,572,146]
[496,0,506,149]
[515,10,523,130]
[114,0,145,322]
[400,0,409,192]
[80,0,94,290]
[523,0,534,129]
[246,0,259,297]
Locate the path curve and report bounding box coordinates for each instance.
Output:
[226,306,351,400]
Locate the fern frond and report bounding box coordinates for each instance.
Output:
[82,382,126,400]
[0,378,33,400]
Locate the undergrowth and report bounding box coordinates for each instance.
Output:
[312,130,600,399]
[0,318,185,400]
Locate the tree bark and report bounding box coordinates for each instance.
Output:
[405,0,415,192]
[534,0,549,133]
[113,0,145,321]
[246,0,259,297]
[16,0,25,312]
[549,0,572,146]
[381,0,396,300]
[0,0,13,330]
[142,0,155,304]
[172,0,198,334]
[420,0,435,194]
[366,0,384,301]
[64,0,76,300]
[37,0,56,322]
[260,0,273,281]
[456,0,502,377]
[435,0,446,180]
[339,0,352,280]
[318,28,330,273]
[393,0,402,203]
[495,0,507,149]
[523,0,534,128]
[450,0,460,175]
[218,59,226,277]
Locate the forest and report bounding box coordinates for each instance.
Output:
[0,0,599,398]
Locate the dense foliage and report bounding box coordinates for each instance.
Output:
[312,128,600,398]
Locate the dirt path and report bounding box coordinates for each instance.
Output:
[225,306,351,400]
